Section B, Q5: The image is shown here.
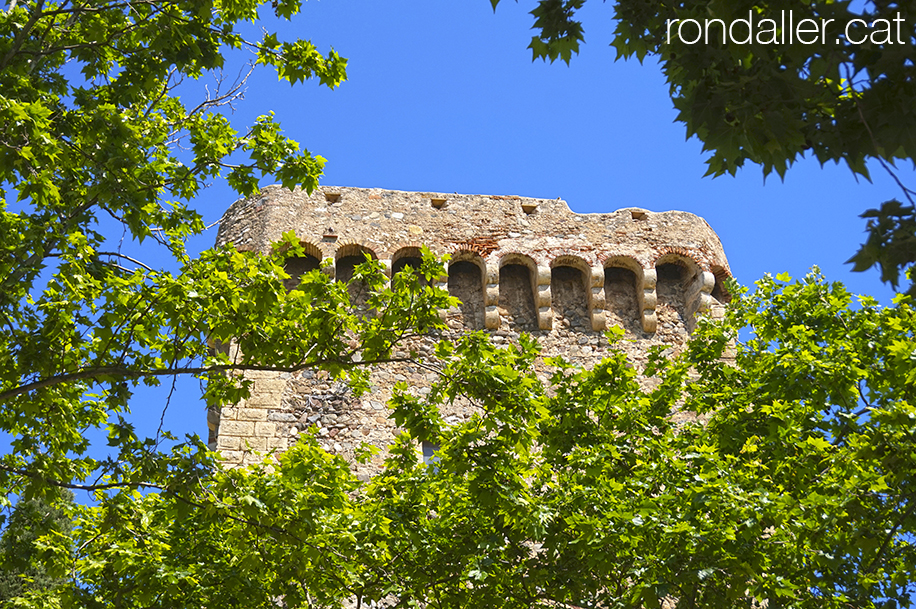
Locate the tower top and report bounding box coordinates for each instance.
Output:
[211,185,732,469]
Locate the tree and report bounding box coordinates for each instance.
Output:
[0,491,73,603]
[0,0,450,570]
[491,0,916,295]
[30,272,915,608]
[3,1,914,607]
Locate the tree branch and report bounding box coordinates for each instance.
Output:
[0,356,416,403]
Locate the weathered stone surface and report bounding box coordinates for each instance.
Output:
[236,408,269,421]
[219,420,254,437]
[217,435,241,450]
[211,186,732,468]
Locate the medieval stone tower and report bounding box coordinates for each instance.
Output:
[210,185,731,474]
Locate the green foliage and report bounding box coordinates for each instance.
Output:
[848,199,916,296]
[0,0,452,575]
[22,272,914,608]
[0,491,73,603]
[491,0,916,294]
[3,1,915,606]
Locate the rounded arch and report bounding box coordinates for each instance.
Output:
[391,245,422,266]
[390,245,429,291]
[335,242,377,261]
[296,240,324,261]
[653,252,702,278]
[281,239,323,291]
[603,254,644,279]
[391,245,423,278]
[550,253,590,275]
[710,264,733,303]
[654,252,702,338]
[336,243,378,311]
[449,248,487,276]
[498,251,537,274]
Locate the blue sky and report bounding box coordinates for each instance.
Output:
[155,1,914,439]
[189,1,911,300]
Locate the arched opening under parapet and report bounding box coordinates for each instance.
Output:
[448,254,485,331]
[711,265,732,304]
[656,256,699,338]
[391,247,427,289]
[604,261,641,335]
[283,256,321,291]
[550,256,590,332]
[336,244,377,311]
[499,255,538,332]
[281,241,322,291]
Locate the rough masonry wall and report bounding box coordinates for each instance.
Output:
[211,186,732,473]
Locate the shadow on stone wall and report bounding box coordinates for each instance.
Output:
[447,261,485,330]
[656,262,688,341]
[604,266,641,335]
[283,255,320,291]
[551,266,589,332]
[499,264,537,332]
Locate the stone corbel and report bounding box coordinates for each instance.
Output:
[640,268,658,334]
[536,265,552,330]
[588,265,606,332]
[484,263,500,329]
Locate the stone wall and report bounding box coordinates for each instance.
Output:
[210,186,732,472]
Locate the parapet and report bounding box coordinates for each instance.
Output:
[216,185,730,333]
[212,185,732,469]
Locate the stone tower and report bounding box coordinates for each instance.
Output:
[210,185,731,474]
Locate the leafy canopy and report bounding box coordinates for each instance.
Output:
[25,273,916,608]
[0,491,73,602]
[2,0,915,607]
[0,0,455,549]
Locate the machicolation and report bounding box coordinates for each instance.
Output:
[210,186,732,473]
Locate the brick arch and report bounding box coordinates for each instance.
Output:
[710,264,733,303]
[497,251,537,273]
[550,253,590,275]
[711,264,732,281]
[654,249,703,274]
[654,252,701,289]
[335,243,378,311]
[299,239,325,260]
[335,242,378,261]
[274,238,324,260]
[654,251,703,335]
[390,245,427,289]
[278,239,324,291]
[391,244,423,264]
[602,254,644,278]
[449,248,487,275]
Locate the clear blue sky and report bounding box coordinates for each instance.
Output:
[165,0,914,439]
